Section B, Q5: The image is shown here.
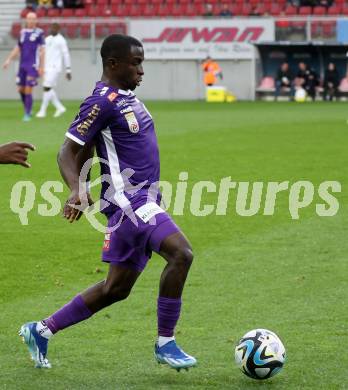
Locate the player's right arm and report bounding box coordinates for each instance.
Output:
[58,95,113,222]
[2,46,20,69]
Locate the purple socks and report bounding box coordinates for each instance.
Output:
[43,295,182,337]
[24,93,33,115]
[157,296,182,337]
[44,295,92,334]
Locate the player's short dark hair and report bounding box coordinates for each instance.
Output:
[100,34,143,66]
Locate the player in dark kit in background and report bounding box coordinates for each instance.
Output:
[19,34,197,372]
[323,62,339,101]
[2,12,45,121]
[274,62,294,101]
[294,62,319,101]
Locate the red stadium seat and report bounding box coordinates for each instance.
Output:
[179,0,190,4]
[65,23,78,39]
[87,7,97,17]
[276,19,290,29]
[170,4,184,17]
[74,9,87,17]
[110,0,122,4]
[327,5,341,15]
[270,4,281,16]
[112,5,126,17]
[11,23,21,39]
[284,5,297,15]
[313,6,326,15]
[99,6,113,17]
[108,22,127,35]
[298,6,311,15]
[142,4,155,16]
[290,21,306,30]
[96,24,106,38]
[321,21,335,37]
[183,3,196,16]
[128,4,141,17]
[20,8,30,18]
[311,21,321,38]
[80,24,90,38]
[254,5,266,15]
[157,4,170,17]
[99,0,109,5]
[241,4,252,16]
[36,8,47,17]
[47,8,60,17]
[61,8,74,17]
[342,5,348,15]
[231,4,243,15]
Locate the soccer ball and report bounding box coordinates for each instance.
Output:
[235,328,286,380]
[295,88,307,102]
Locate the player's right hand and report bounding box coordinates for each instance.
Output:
[63,191,94,223]
[0,142,35,167]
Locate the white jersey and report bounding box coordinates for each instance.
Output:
[45,33,71,73]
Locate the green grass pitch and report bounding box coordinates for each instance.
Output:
[0,100,347,389]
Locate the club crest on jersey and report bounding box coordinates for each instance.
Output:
[107,92,118,102]
[77,104,100,136]
[125,112,139,134]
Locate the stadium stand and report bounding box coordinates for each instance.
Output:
[10,0,341,41]
[18,0,342,19]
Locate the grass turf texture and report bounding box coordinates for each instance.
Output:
[0,100,347,389]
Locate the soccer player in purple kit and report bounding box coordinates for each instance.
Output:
[2,12,45,121]
[19,34,197,372]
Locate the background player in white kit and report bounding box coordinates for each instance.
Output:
[36,23,71,118]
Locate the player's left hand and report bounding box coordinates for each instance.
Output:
[2,59,10,69]
[38,67,44,77]
[66,72,72,81]
[63,191,94,223]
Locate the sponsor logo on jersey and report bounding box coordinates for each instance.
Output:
[125,112,139,134]
[107,92,118,102]
[120,106,133,114]
[116,98,128,107]
[103,233,111,251]
[77,104,101,136]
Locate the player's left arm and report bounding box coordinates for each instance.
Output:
[61,38,72,81]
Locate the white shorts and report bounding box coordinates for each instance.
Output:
[43,69,60,88]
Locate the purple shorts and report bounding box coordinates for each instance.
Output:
[16,67,38,87]
[102,202,180,272]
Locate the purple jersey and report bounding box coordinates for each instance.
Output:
[66,81,160,215]
[18,28,45,70]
